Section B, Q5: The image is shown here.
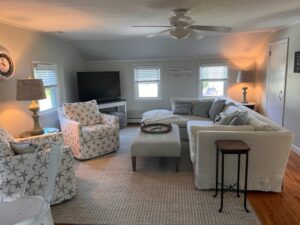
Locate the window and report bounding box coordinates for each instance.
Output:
[134,65,161,100]
[33,63,59,112]
[199,64,228,97]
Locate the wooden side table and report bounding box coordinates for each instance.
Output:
[20,127,59,138]
[213,140,251,213]
[241,102,256,110]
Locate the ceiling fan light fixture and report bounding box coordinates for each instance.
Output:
[169,27,190,39]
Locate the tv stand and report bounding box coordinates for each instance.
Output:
[97,99,127,124]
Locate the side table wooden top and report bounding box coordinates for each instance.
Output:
[215,140,250,153]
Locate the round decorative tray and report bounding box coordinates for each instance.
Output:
[140,122,172,134]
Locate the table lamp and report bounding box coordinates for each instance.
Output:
[17,78,46,135]
[236,70,253,103]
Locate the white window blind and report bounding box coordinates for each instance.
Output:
[199,64,228,97]
[134,66,160,82]
[200,65,228,80]
[134,65,161,99]
[33,63,58,112]
[33,63,57,87]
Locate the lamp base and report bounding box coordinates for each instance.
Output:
[29,101,44,136]
[241,87,248,103]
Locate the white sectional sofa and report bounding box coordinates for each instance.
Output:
[142,97,294,192]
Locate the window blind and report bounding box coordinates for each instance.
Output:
[200,65,228,80]
[134,66,160,82]
[33,63,57,86]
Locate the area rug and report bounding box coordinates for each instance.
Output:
[51,127,261,225]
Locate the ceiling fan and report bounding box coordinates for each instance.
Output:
[132,8,232,39]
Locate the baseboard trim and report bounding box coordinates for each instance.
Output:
[292,145,300,155]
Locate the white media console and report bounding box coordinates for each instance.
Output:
[97,100,127,124]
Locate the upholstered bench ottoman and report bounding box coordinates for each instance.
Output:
[130,124,181,172]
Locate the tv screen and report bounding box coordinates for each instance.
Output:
[77,71,121,102]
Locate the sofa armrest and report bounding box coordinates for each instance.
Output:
[194,130,293,191]
[101,113,119,129]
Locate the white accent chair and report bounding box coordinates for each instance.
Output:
[0,142,62,225]
[58,100,120,160]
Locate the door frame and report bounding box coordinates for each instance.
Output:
[266,38,289,126]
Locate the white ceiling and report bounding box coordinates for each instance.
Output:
[0,0,300,40]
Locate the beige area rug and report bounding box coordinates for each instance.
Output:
[51,127,261,225]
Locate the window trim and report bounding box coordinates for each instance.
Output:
[198,63,228,98]
[133,64,162,101]
[32,62,60,113]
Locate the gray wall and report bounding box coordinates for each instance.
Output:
[84,58,256,120]
[0,23,84,137]
[256,23,300,148]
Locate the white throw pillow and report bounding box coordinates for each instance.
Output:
[248,116,276,131]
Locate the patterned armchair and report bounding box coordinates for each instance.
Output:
[58,100,120,160]
[0,128,76,205]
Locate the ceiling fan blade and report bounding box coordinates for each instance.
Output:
[188,30,204,39]
[190,25,232,33]
[132,26,173,28]
[147,28,173,38]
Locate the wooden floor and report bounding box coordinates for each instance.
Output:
[55,151,300,225]
[248,151,300,225]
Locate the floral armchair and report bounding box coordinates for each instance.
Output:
[58,100,120,160]
[0,128,76,205]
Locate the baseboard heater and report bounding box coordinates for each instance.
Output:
[127,117,142,123]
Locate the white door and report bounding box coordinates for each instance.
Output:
[266,39,288,126]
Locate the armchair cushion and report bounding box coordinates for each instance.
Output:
[81,124,118,142]
[9,142,37,155]
[63,100,103,126]
[0,154,35,203]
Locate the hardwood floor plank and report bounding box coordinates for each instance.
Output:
[248,151,300,225]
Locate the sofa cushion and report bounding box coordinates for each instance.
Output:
[208,99,226,120]
[0,128,14,158]
[173,101,192,115]
[192,100,213,117]
[170,97,196,111]
[248,116,277,131]
[63,100,103,126]
[81,124,117,142]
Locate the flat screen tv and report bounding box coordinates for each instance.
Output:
[77,71,121,102]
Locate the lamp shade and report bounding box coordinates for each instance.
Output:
[17,79,46,101]
[236,70,253,83]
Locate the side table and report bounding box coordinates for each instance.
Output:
[20,127,59,138]
[213,140,251,213]
[241,102,256,110]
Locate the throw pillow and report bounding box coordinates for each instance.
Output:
[0,128,14,158]
[229,111,249,126]
[10,142,38,155]
[248,116,276,131]
[192,100,213,117]
[173,101,192,115]
[63,100,103,126]
[215,111,240,125]
[208,99,226,120]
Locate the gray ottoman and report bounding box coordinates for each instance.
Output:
[130,124,181,172]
